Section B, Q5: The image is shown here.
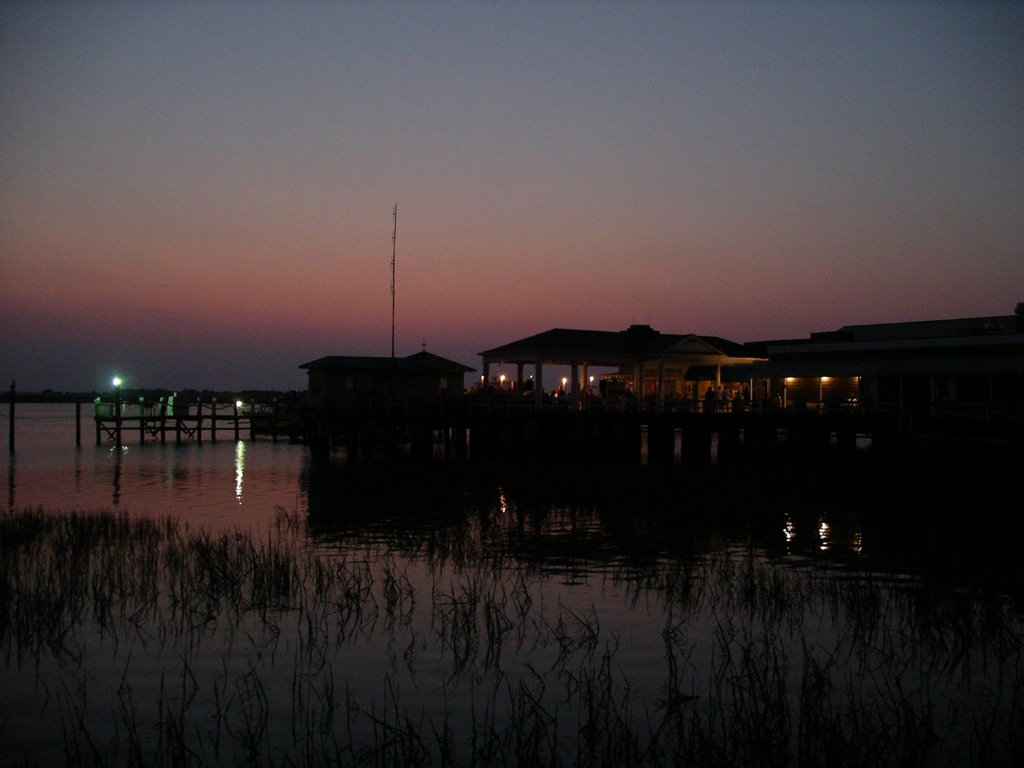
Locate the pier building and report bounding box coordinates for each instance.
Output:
[750,306,1024,441]
[301,351,473,407]
[294,305,1023,462]
[299,351,474,460]
[478,324,765,411]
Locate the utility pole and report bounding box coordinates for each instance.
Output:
[391,203,397,360]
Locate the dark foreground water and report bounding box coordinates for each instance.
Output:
[1,404,1022,766]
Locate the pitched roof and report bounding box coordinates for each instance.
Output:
[479,325,750,364]
[300,351,474,373]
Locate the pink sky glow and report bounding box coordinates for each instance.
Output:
[2,2,1022,392]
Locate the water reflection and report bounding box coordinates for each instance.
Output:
[5,502,1020,767]
[303,463,822,580]
[109,446,125,506]
[303,462,782,579]
[6,451,14,513]
[235,440,246,503]
[3,409,1023,765]
[2,402,1019,597]
[73,448,82,499]
[776,507,866,561]
[818,518,831,551]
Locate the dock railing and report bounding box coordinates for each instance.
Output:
[91,395,302,445]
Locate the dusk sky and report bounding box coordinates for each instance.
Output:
[2,2,1022,393]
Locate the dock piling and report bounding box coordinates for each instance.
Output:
[8,381,14,454]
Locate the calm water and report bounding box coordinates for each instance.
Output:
[2,404,1022,766]
[2,403,308,531]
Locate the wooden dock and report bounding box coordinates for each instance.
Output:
[92,397,300,445]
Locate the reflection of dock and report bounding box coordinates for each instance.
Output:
[93,397,300,445]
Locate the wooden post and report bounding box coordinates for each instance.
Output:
[211,398,217,442]
[196,399,203,444]
[115,386,122,448]
[76,401,82,447]
[233,400,240,442]
[272,398,279,443]
[8,381,14,454]
[249,402,256,441]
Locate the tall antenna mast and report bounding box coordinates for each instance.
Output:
[391,203,397,360]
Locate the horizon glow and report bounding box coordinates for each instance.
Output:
[2,2,1022,391]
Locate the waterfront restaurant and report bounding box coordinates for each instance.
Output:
[751,305,1024,418]
[478,324,766,410]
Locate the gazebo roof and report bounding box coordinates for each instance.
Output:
[479,325,751,365]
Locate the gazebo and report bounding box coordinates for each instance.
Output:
[479,324,765,410]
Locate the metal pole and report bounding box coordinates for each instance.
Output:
[391,203,397,360]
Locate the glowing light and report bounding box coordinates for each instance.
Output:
[818,519,831,551]
[236,400,244,409]
[234,440,246,503]
[112,376,123,387]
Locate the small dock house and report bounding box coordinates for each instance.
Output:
[301,351,474,407]
[300,351,474,458]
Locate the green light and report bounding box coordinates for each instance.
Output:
[112,376,123,387]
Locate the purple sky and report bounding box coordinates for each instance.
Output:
[2,1,1022,392]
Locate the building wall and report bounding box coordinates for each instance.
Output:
[307,368,463,405]
[774,376,860,409]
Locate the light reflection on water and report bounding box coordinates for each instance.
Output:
[235,439,246,503]
[2,404,306,531]
[2,404,1022,765]
[0,404,1016,590]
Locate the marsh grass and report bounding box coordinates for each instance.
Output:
[1,506,1022,767]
